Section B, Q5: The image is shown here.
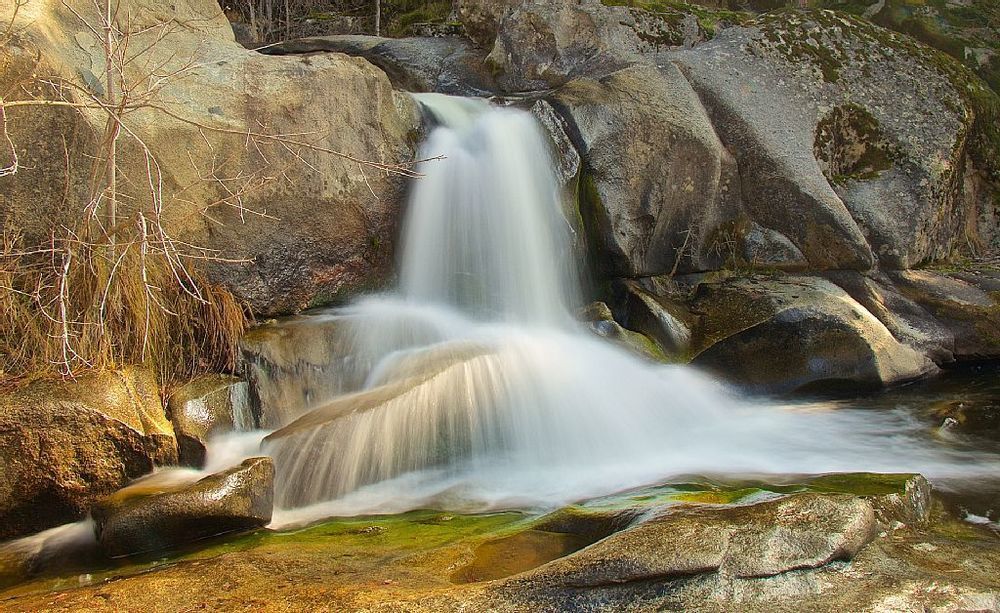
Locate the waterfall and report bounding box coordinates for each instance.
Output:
[400,98,577,325]
[255,95,1000,520]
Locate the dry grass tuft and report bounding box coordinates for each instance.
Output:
[0,228,250,391]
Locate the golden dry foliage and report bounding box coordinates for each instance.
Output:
[0,228,249,389]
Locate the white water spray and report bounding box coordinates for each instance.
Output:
[254,95,999,518]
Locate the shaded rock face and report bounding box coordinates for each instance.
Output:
[552,63,744,278]
[0,0,419,316]
[607,280,692,357]
[93,457,274,558]
[687,276,936,394]
[0,368,177,540]
[167,375,251,467]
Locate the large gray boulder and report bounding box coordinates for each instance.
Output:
[0,368,177,540]
[92,457,274,558]
[551,63,743,277]
[668,10,991,270]
[687,275,936,393]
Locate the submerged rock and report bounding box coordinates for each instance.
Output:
[0,368,176,540]
[92,458,274,558]
[167,375,252,467]
[578,301,667,362]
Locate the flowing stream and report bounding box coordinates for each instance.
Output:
[234,94,1000,525]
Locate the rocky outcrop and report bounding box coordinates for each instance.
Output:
[293,2,995,275]
[0,0,419,316]
[167,375,251,467]
[92,457,274,558]
[0,368,176,540]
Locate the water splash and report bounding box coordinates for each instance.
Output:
[255,94,1000,517]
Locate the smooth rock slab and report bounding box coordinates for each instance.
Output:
[93,457,274,558]
[512,494,876,588]
[689,275,936,394]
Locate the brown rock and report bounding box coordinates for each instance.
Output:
[93,457,274,558]
[0,367,177,540]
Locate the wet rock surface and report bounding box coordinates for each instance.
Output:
[167,375,251,467]
[92,458,274,558]
[579,301,667,361]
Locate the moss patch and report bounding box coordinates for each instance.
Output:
[815,103,896,183]
[603,0,753,40]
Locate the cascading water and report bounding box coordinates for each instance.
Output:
[252,94,1000,522]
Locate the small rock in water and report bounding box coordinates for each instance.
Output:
[92,457,274,558]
